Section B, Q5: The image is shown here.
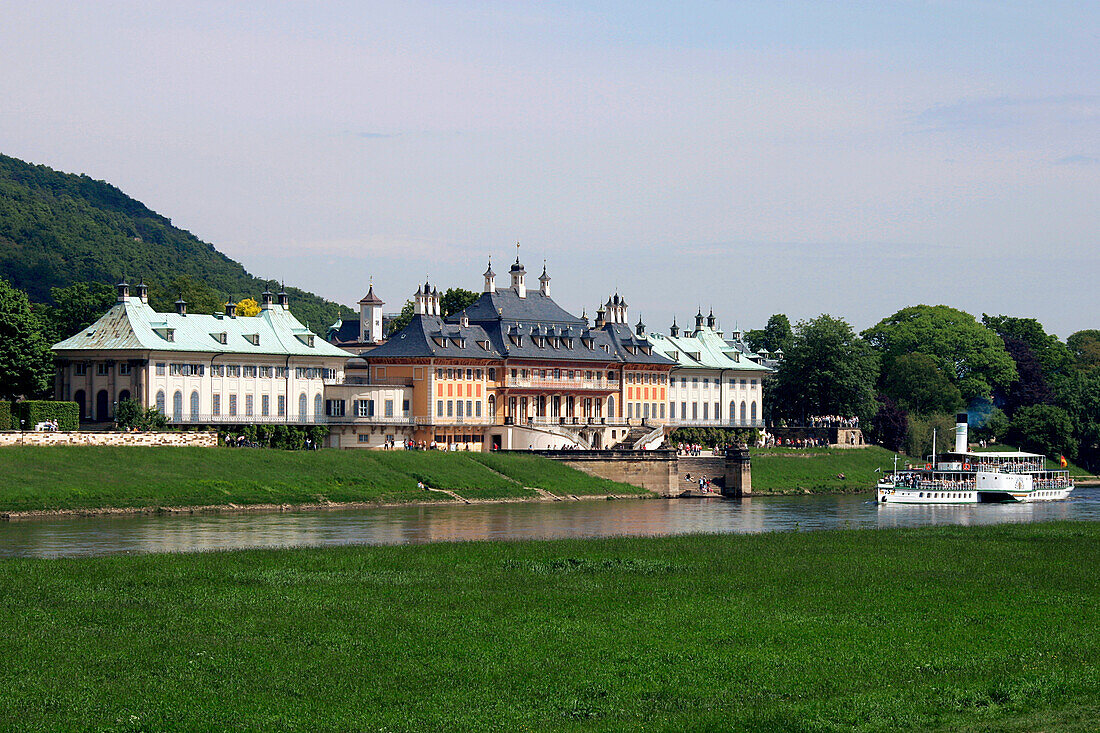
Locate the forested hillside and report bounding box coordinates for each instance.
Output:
[0,154,351,333]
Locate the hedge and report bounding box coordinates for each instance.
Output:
[0,401,12,431]
[12,401,80,431]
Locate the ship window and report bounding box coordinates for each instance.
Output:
[919,492,923,498]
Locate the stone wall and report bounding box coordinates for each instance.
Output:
[677,457,727,493]
[0,431,218,447]
[532,449,680,496]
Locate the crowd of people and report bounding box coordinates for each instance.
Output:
[34,419,62,432]
[755,430,829,449]
[806,415,860,428]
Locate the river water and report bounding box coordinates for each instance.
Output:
[2,487,1098,559]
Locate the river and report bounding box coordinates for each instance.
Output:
[2,486,1098,559]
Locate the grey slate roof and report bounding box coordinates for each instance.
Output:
[364,286,673,365]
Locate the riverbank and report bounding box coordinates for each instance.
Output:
[0,446,650,515]
[749,445,900,494]
[0,521,1096,730]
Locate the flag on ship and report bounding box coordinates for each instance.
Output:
[1060,455,1068,467]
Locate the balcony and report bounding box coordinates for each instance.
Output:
[504,376,620,391]
[668,419,764,428]
[324,376,414,387]
[417,416,495,426]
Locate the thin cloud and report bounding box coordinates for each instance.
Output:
[345,131,399,139]
[1053,154,1098,165]
[909,95,1100,132]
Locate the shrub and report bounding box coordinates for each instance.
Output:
[12,400,79,431]
[0,401,12,430]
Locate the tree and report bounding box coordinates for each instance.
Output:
[905,412,957,460]
[41,281,116,342]
[862,305,1017,401]
[745,314,792,354]
[1051,369,1100,470]
[768,314,880,423]
[982,314,1073,379]
[998,336,1053,415]
[881,353,963,415]
[236,297,261,317]
[871,395,908,452]
[1066,330,1100,371]
[440,288,479,318]
[148,276,226,315]
[386,300,415,336]
[0,278,53,400]
[1008,405,1076,460]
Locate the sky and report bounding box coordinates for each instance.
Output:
[1,1,1098,337]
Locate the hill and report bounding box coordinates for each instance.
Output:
[0,153,351,334]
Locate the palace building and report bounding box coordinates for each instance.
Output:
[324,256,675,450]
[649,310,772,428]
[52,282,350,424]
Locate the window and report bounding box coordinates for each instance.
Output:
[627,404,633,419]
[212,365,225,377]
[680,377,686,387]
[261,395,270,416]
[740,401,747,423]
[466,400,473,417]
[245,395,254,416]
[740,379,747,387]
[358,434,371,443]
[751,402,757,421]
[456,401,464,417]
[682,401,687,418]
[437,400,444,417]
[475,401,482,417]
[243,366,257,378]
[95,363,109,376]
[229,395,238,416]
[325,399,345,417]
[155,390,165,413]
[488,368,496,381]
[173,390,183,417]
[402,400,410,416]
[226,365,241,378]
[692,377,698,386]
[751,379,758,388]
[447,400,454,417]
[728,379,735,387]
[660,403,666,419]
[299,393,307,417]
[692,402,698,420]
[212,394,221,416]
[384,400,393,418]
[702,378,709,389]
[714,402,720,420]
[190,391,200,421]
[703,403,709,420]
[476,369,483,379]
[669,402,676,419]
[275,367,289,379]
[314,394,322,416]
[278,395,286,416]
[447,368,454,379]
[155,363,166,376]
[356,400,374,417]
[466,368,473,380]
[119,362,132,376]
[260,366,273,378]
[437,368,444,379]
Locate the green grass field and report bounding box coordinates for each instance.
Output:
[0,521,1096,731]
[750,445,903,493]
[0,447,648,513]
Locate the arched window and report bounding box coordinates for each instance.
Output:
[314,393,322,417]
[729,401,735,424]
[173,390,183,419]
[487,394,496,418]
[190,391,200,421]
[74,390,86,420]
[96,390,109,421]
[750,401,757,422]
[740,401,747,423]
[607,395,615,418]
[118,389,131,404]
[155,390,165,414]
[298,393,307,418]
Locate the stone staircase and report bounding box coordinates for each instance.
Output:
[610,425,652,449]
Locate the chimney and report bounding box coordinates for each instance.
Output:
[955,413,969,454]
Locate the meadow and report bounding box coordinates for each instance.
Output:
[0,521,1096,731]
[0,446,648,513]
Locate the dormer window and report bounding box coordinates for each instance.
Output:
[165,329,175,343]
[212,332,228,345]
[246,334,260,346]
[601,344,610,353]
[295,333,315,347]
[433,337,446,348]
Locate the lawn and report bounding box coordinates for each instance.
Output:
[0,521,1096,731]
[750,445,903,493]
[0,447,651,512]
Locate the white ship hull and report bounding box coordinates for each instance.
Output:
[877,482,1073,505]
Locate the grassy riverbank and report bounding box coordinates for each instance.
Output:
[0,521,1096,731]
[749,445,901,493]
[0,446,648,513]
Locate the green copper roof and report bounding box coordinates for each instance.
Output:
[53,297,351,358]
[649,326,773,372]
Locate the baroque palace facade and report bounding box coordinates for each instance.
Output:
[50,255,774,450]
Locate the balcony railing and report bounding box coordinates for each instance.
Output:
[166,414,416,426]
[324,376,414,387]
[504,376,620,391]
[668,419,765,428]
[418,416,494,426]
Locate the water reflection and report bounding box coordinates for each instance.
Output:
[1,488,1097,559]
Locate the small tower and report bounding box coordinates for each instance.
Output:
[694,308,704,334]
[635,315,646,337]
[175,296,187,315]
[539,262,551,297]
[483,258,496,294]
[432,286,440,316]
[359,280,385,343]
[581,308,589,327]
[226,299,238,318]
[619,296,628,325]
[260,289,274,311]
[510,256,527,298]
[136,280,148,304]
[277,286,290,310]
[595,305,607,328]
[670,318,679,337]
[116,280,130,302]
[707,309,716,329]
[414,283,427,315]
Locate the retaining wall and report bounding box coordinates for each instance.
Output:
[0,431,219,448]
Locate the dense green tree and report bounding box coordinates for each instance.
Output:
[148,276,228,316]
[871,396,908,453]
[1066,330,1100,371]
[386,300,416,336]
[440,288,479,318]
[998,336,1053,415]
[744,314,793,354]
[39,281,116,343]
[982,314,1073,379]
[862,305,1017,401]
[1051,369,1100,469]
[0,278,53,400]
[905,412,958,461]
[1008,405,1077,460]
[881,353,963,415]
[0,153,351,334]
[114,399,167,431]
[768,314,879,423]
